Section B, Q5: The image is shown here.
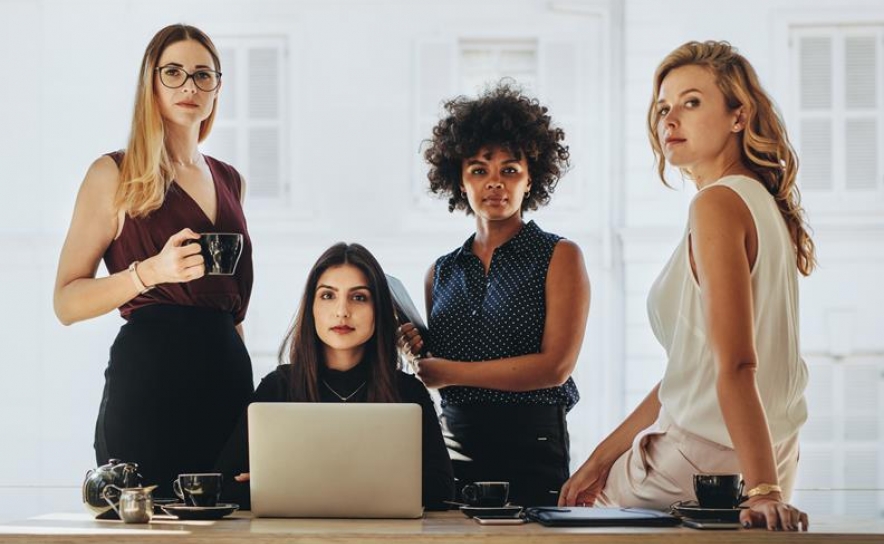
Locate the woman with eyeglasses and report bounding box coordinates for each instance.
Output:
[53,24,253,498]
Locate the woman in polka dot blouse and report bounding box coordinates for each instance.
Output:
[400,82,591,507]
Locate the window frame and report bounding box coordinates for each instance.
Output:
[775,10,884,223]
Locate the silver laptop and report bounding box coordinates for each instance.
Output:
[248,402,423,518]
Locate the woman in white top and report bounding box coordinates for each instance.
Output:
[559,41,814,532]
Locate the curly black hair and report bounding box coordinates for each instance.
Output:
[423,81,570,214]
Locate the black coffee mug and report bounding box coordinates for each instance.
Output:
[173,473,222,507]
[693,473,746,509]
[192,233,243,276]
[462,481,509,507]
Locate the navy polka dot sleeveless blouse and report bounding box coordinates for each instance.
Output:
[428,220,580,410]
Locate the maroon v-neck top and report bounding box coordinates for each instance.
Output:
[103,151,254,324]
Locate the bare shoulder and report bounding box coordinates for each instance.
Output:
[81,155,122,198]
[550,239,585,269]
[690,185,751,231]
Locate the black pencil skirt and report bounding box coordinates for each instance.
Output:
[442,404,570,507]
[95,305,253,499]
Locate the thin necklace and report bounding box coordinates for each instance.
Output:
[322,380,367,402]
[171,153,202,167]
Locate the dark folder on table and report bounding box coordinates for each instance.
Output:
[524,506,680,527]
[386,274,427,336]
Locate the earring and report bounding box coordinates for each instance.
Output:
[524,190,530,198]
[461,191,467,198]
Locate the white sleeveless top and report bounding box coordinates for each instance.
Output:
[649,175,808,447]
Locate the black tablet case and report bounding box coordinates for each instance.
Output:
[524,506,680,527]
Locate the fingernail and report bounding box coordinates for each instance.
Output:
[742,521,751,529]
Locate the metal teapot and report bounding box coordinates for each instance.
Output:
[82,459,143,519]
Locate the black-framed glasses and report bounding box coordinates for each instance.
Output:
[155,64,222,92]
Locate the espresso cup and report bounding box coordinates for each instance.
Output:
[693,473,746,509]
[461,481,510,507]
[192,233,243,276]
[173,473,222,507]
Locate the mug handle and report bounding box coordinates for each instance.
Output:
[462,484,478,505]
[102,485,122,518]
[172,479,185,502]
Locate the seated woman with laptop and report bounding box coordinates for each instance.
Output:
[215,243,455,511]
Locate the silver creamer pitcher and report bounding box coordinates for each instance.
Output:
[102,485,156,523]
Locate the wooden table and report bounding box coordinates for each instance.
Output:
[1,511,882,543]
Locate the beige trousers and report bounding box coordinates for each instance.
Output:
[597,409,799,510]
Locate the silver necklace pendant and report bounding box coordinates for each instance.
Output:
[322,380,366,402]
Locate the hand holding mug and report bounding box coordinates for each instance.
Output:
[139,228,205,286]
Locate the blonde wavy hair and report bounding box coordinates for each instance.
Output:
[115,24,221,218]
[647,41,816,276]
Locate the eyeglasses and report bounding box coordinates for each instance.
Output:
[155,64,222,92]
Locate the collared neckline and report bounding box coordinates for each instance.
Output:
[454,220,540,262]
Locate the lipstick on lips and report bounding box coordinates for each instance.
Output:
[331,325,355,334]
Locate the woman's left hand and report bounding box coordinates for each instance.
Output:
[413,356,451,389]
[739,496,809,531]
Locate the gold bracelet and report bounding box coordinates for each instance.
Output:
[746,483,782,498]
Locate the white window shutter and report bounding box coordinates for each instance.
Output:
[846,119,878,190]
[843,363,880,441]
[249,47,280,119]
[793,27,884,202]
[844,35,878,192]
[205,36,287,205]
[797,35,834,192]
[845,36,877,109]
[800,119,833,190]
[800,36,833,110]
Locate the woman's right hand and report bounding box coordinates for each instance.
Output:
[234,473,250,482]
[139,228,205,286]
[396,322,424,356]
[558,450,615,507]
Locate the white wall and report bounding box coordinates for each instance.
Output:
[0,0,881,522]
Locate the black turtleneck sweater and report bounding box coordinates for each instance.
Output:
[214,362,455,510]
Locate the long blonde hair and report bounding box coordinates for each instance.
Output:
[115,24,221,218]
[647,41,816,276]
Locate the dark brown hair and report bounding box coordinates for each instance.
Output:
[278,243,400,403]
[423,81,570,214]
